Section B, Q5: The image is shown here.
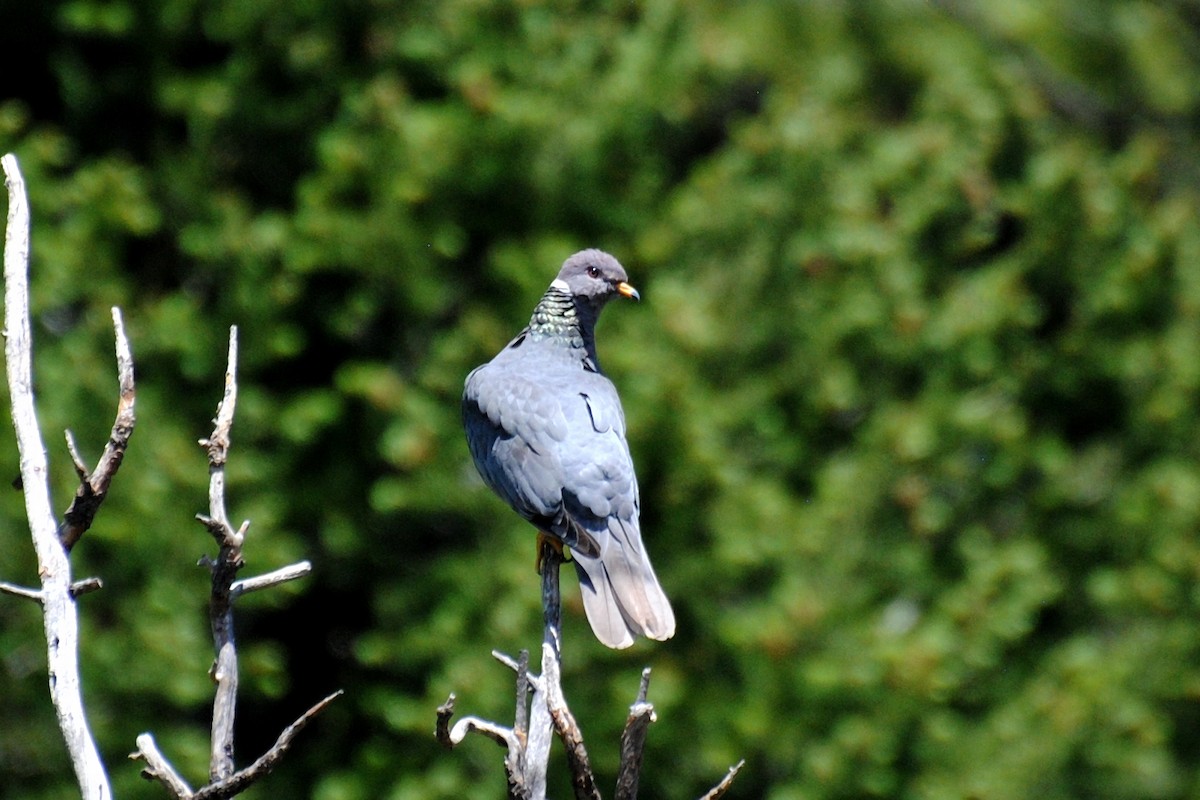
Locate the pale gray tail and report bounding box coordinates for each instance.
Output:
[571,520,675,649]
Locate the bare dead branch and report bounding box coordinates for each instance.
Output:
[134,692,342,800]
[191,690,343,800]
[200,326,238,484]
[0,580,43,602]
[493,649,545,693]
[200,326,243,784]
[637,668,651,704]
[614,669,655,800]
[436,693,530,800]
[439,545,742,800]
[523,544,558,798]
[530,545,602,800]
[132,734,195,799]
[59,306,137,551]
[438,543,625,800]
[66,430,89,479]
[697,759,746,800]
[492,649,521,673]
[230,560,312,598]
[136,324,324,798]
[208,637,238,783]
[3,152,112,799]
[509,648,531,797]
[460,547,601,798]
[544,639,601,800]
[435,694,458,749]
[448,714,517,750]
[70,577,104,598]
[513,648,531,747]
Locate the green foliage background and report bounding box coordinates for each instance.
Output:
[3,1,1200,798]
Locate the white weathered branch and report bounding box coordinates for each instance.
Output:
[448,716,516,748]
[132,733,195,799]
[0,579,43,602]
[231,560,313,598]
[3,153,111,798]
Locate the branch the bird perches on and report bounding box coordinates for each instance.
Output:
[435,541,743,800]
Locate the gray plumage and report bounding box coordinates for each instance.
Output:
[462,249,676,649]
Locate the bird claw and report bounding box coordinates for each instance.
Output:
[535,532,570,574]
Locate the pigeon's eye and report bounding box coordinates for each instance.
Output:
[586,265,601,279]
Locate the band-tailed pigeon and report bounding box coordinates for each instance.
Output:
[462,250,676,649]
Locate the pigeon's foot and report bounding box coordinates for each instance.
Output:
[535,531,569,574]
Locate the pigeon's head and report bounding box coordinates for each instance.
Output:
[552,249,640,305]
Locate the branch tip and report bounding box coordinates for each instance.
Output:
[698,758,746,800]
[64,430,89,479]
[637,666,651,704]
[131,733,194,799]
[69,577,103,598]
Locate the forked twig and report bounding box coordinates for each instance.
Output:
[59,306,137,551]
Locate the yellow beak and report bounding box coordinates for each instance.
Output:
[617,281,641,301]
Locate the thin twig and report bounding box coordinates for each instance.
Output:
[448,716,518,750]
[513,648,531,745]
[509,648,530,795]
[540,541,562,660]
[635,668,650,704]
[191,691,343,800]
[492,649,523,673]
[0,580,43,602]
[614,668,655,800]
[132,733,195,799]
[65,430,89,479]
[435,694,459,749]
[494,648,545,696]
[435,693,530,800]
[697,759,746,800]
[69,577,104,598]
[200,326,239,526]
[4,152,111,800]
[58,306,136,551]
[231,561,312,598]
[201,326,242,784]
